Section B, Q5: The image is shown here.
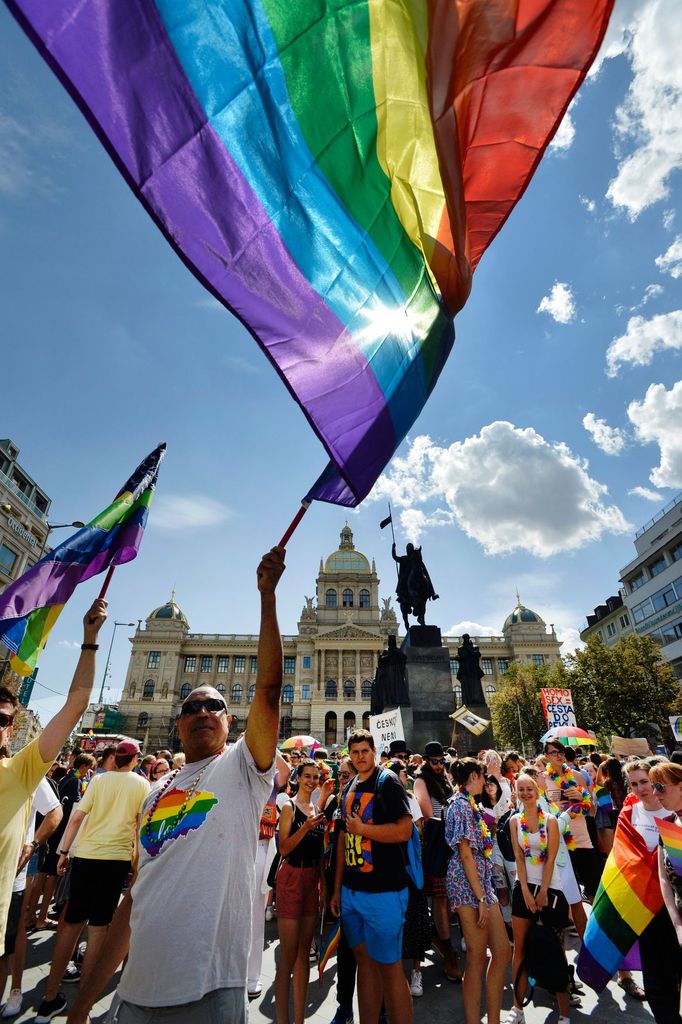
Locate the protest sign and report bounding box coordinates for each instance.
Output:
[540,688,577,729]
[369,707,404,753]
[670,716,682,742]
[610,736,652,757]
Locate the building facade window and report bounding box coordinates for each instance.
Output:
[248,684,256,703]
[216,683,226,696]
[606,622,617,637]
[180,682,191,700]
[326,589,337,608]
[282,684,294,703]
[231,683,243,703]
[343,679,355,699]
[342,588,353,608]
[303,656,312,669]
[485,684,496,700]
[200,655,212,673]
[362,711,370,730]
[184,656,196,672]
[632,576,682,624]
[279,715,292,740]
[630,572,646,591]
[250,656,258,673]
[0,543,18,576]
[217,656,229,673]
[234,657,245,673]
[361,679,372,700]
[497,658,510,673]
[359,589,370,609]
[301,684,311,700]
[142,679,155,700]
[532,654,545,666]
[137,713,148,730]
[449,658,459,675]
[482,658,493,675]
[284,656,296,675]
[650,556,668,577]
[325,679,337,700]
[147,651,161,668]
[343,711,356,736]
[454,684,462,704]
[325,711,337,746]
[620,613,630,628]
[672,542,682,563]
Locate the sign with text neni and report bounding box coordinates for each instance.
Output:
[369,707,404,753]
[540,688,577,729]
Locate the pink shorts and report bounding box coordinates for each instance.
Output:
[276,861,320,919]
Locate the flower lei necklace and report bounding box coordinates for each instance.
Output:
[547,764,591,816]
[460,788,493,858]
[142,753,221,853]
[538,785,577,851]
[519,803,547,864]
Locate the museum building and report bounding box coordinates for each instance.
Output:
[116,525,562,751]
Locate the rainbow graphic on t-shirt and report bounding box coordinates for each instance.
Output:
[140,786,218,858]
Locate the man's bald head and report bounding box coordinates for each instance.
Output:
[176,686,232,763]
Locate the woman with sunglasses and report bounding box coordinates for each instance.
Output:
[414,741,460,981]
[543,741,602,903]
[148,758,171,784]
[445,758,511,1024]
[274,759,326,1024]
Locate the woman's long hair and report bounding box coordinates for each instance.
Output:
[416,759,454,807]
[601,756,626,810]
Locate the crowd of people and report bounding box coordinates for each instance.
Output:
[2,547,682,1024]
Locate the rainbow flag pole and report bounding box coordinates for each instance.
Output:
[0,444,166,677]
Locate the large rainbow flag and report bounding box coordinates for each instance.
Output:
[577,807,664,992]
[0,444,165,676]
[6,1,613,506]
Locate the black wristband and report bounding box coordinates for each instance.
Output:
[81,643,99,651]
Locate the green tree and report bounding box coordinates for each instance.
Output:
[565,634,679,740]
[489,660,571,752]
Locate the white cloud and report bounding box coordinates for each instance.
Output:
[656,236,682,278]
[628,380,682,488]
[664,209,676,231]
[57,640,81,650]
[605,0,682,219]
[628,485,664,501]
[630,284,664,312]
[549,110,576,152]
[579,195,597,214]
[446,621,499,639]
[582,413,627,455]
[537,282,576,324]
[605,309,682,376]
[370,425,631,558]
[557,627,584,657]
[153,494,233,531]
[398,507,454,545]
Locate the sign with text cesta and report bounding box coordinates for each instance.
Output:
[369,707,405,754]
[540,688,577,729]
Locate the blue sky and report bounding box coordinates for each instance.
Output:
[1,1,681,725]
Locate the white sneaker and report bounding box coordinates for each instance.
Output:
[1,990,22,1018]
[265,906,275,922]
[504,1008,525,1024]
[410,970,423,997]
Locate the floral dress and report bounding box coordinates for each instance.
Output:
[445,792,497,909]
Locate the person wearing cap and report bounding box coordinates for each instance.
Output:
[35,740,149,1021]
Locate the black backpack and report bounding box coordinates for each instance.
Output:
[514,919,570,1004]
[495,809,515,862]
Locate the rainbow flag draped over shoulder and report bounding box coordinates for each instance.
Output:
[0,444,165,676]
[577,806,664,992]
[657,817,682,877]
[6,1,613,506]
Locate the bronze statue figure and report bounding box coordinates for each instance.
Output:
[391,542,438,631]
[371,634,409,712]
[456,634,485,705]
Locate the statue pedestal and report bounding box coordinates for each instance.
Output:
[451,703,495,755]
[401,626,454,752]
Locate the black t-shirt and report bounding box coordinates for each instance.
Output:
[340,768,411,893]
[286,801,325,866]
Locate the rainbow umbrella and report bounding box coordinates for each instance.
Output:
[280,735,317,751]
[541,726,598,747]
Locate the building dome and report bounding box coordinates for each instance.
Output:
[149,598,188,625]
[324,523,371,573]
[503,599,545,630]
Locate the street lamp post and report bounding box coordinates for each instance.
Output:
[39,520,86,556]
[99,621,136,705]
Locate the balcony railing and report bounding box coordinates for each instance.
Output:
[0,467,48,522]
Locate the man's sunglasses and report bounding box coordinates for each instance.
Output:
[180,698,227,717]
[339,771,352,779]
[0,712,15,729]
[429,757,446,765]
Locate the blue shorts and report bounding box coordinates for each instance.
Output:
[27,850,42,877]
[341,886,408,964]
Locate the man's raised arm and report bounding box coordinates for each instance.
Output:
[245,547,285,771]
[38,599,107,763]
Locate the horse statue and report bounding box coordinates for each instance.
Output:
[391,542,439,631]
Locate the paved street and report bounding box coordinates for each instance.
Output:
[7,916,654,1024]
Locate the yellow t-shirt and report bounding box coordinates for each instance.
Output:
[75,771,149,860]
[0,738,54,949]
